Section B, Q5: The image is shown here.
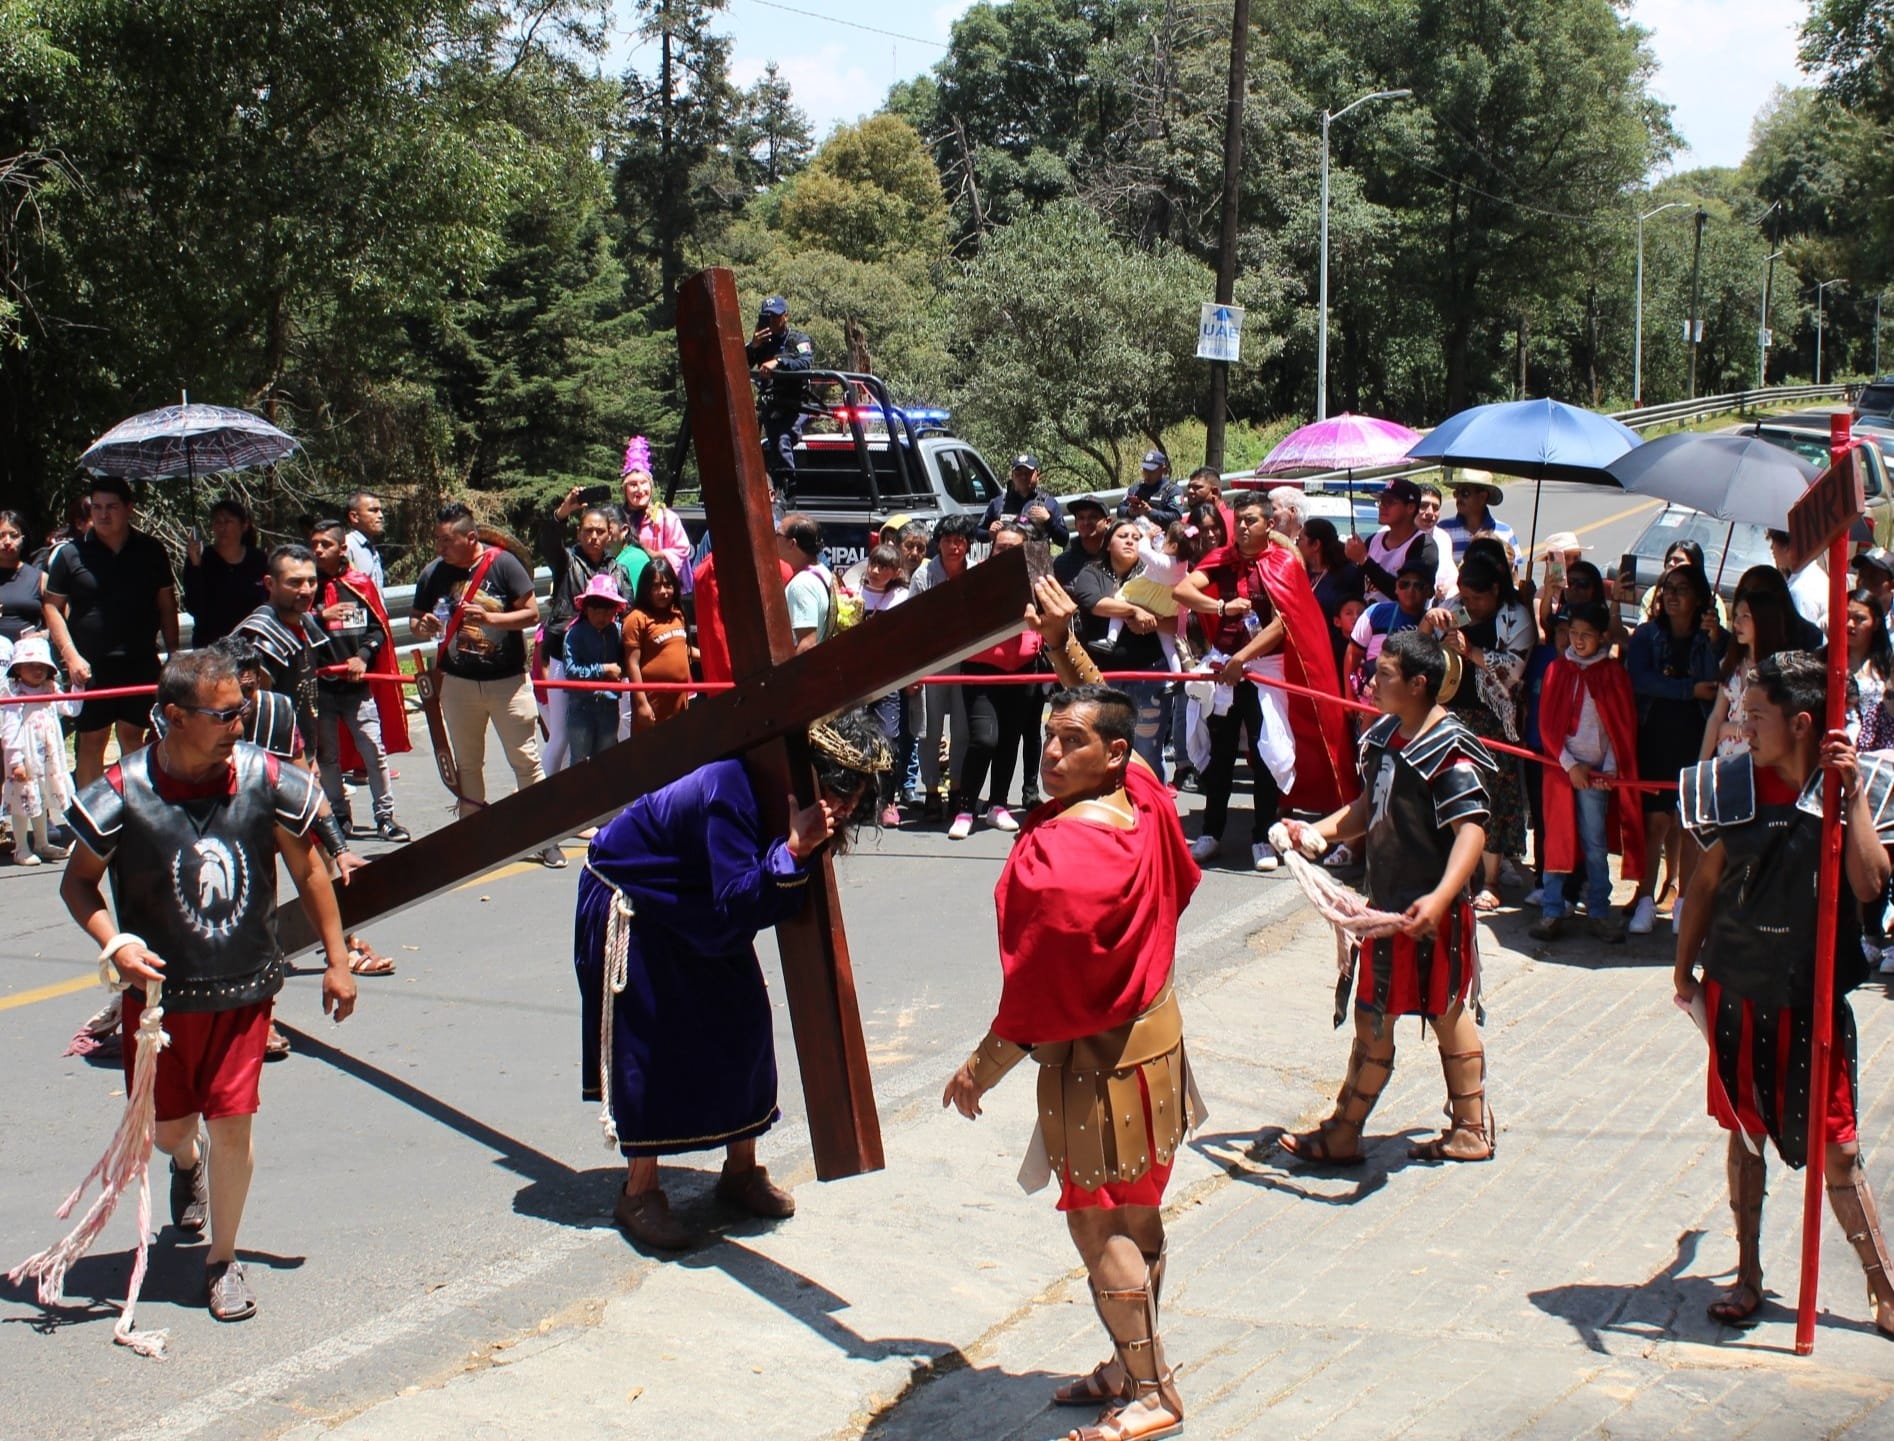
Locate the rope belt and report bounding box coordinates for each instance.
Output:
[1281,849,1408,981]
[585,861,635,1150]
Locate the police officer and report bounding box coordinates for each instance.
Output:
[979,454,1069,546]
[1119,449,1182,526]
[746,296,814,503]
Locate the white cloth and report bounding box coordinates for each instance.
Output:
[1788,561,1829,630]
[1181,652,1297,793]
[1428,533,1459,604]
[1555,649,1617,773]
[1364,528,1427,603]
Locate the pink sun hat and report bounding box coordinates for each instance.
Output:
[577,573,625,609]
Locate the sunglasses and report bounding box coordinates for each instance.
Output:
[183,698,256,724]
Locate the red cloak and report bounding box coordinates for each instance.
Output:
[1537,654,1643,879]
[693,551,797,684]
[322,569,412,770]
[1252,545,1359,813]
[992,763,1201,1046]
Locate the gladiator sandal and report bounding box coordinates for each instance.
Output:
[1708,1144,1766,1326]
[1051,1243,1163,1408]
[1408,1048,1494,1162]
[1826,1161,1894,1337]
[1064,1273,1184,1441]
[1279,1042,1394,1167]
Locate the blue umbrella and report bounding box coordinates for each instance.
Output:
[79,396,300,522]
[1406,397,1641,557]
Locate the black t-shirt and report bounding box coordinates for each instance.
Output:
[0,561,45,643]
[412,547,536,679]
[45,529,176,662]
[1069,560,1165,670]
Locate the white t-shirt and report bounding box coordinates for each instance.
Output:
[860,583,906,614]
[1788,561,1829,630]
[1364,529,1429,604]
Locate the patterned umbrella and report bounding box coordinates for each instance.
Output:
[79,401,300,482]
[1256,413,1422,475]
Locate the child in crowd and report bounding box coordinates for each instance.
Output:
[1120,520,1190,669]
[858,544,910,827]
[562,574,625,764]
[1344,560,1432,698]
[1530,602,1640,943]
[624,557,692,735]
[1,636,77,866]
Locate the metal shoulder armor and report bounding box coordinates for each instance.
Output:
[1678,751,1755,843]
[1857,750,1894,846]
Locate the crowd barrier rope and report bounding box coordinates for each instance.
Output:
[1,659,1682,792]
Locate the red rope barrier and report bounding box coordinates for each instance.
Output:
[0,658,1682,790]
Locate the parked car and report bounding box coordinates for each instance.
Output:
[1853,376,1894,422]
[1734,420,1894,548]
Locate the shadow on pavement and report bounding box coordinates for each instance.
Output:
[0,1243,304,1333]
[1188,1128,1430,1205]
[857,1356,1067,1441]
[1528,1227,1804,1357]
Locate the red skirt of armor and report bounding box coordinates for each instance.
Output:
[1056,1069,1174,1212]
[1356,898,1478,1018]
[1703,978,1857,1167]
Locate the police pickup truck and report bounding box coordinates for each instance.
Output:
[665,370,1007,570]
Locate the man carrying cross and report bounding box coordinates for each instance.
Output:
[574,711,891,1252]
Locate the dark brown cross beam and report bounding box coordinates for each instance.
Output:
[276,268,1031,1180]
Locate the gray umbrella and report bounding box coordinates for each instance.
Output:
[79,396,300,521]
[1605,432,1865,587]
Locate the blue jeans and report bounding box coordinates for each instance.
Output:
[565,695,621,765]
[1123,680,1166,780]
[1543,786,1612,919]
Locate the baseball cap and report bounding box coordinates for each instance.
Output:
[1853,546,1894,579]
[758,296,787,317]
[1067,496,1110,517]
[1141,449,1168,471]
[1381,478,1423,505]
[877,512,914,536]
[1011,453,1040,472]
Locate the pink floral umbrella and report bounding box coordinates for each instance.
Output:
[1257,413,1423,475]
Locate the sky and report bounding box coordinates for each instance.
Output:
[607,0,1807,173]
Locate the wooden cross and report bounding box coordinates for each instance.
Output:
[276,267,1032,1180]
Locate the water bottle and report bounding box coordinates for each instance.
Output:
[1243,609,1261,637]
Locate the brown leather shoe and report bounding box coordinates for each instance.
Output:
[714,1164,796,1219]
[613,1186,694,1251]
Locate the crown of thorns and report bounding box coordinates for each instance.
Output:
[808,718,892,775]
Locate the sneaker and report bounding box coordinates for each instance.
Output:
[1879,948,1894,976]
[538,844,569,869]
[986,805,1018,833]
[1627,895,1656,935]
[1527,914,1565,942]
[1590,916,1627,945]
[1189,834,1219,864]
[1523,886,1544,907]
[1251,841,1280,872]
[376,819,412,843]
[947,812,974,840]
[1019,789,1042,811]
[878,804,901,828]
[1175,768,1200,793]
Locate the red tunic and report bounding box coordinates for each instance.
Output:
[992,762,1200,1046]
[1537,653,1643,880]
[693,552,797,684]
[318,569,412,770]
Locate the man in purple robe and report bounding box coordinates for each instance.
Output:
[574,711,889,1252]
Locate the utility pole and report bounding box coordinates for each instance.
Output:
[1817,278,1848,385]
[1316,86,1410,422]
[1758,250,1783,390]
[1686,206,1708,399]
[1632,200,1690,405]
[1204,0,1250,471]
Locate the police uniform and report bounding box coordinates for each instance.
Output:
[745,301,814,498]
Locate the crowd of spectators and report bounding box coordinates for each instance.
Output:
[9,456,1893,981]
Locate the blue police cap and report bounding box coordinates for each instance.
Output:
[759,296,788,317]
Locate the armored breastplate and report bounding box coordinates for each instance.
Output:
[1359,713,1496,912]
[84,744,317,1012]
[1706,800,1863,1007]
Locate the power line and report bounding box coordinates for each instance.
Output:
[733,0,949,50]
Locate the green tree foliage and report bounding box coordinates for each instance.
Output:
[777,115,949,263]
[734,61,815,187]
[944,200,1244,485]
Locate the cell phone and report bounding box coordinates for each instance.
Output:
[1023,539,1053,586]
[1618,553,1637,589]
[579,483,614,505]
[1544,553,1565,586]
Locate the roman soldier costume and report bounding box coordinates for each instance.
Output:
[234,605,329,755]
[67,742,322,1012]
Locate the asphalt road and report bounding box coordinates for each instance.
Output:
[0,480,1664,1441]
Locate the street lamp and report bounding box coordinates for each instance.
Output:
[1758,250,1783,389]
[1317,87,1410,422]
[1877,291,1888,377]
[1817,278,1847,385]
[1633,200,1692,405]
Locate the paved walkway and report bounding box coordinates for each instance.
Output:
[270,898,1894,1441]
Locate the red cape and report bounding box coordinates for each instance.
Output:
[992,763,1201,1046]
[693,551,797,684]
[1253,544,1358,813]
[323,570,412,769]
[1537,654,1643,879]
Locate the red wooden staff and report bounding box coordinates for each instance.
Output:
[1792,412,1864,1355]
